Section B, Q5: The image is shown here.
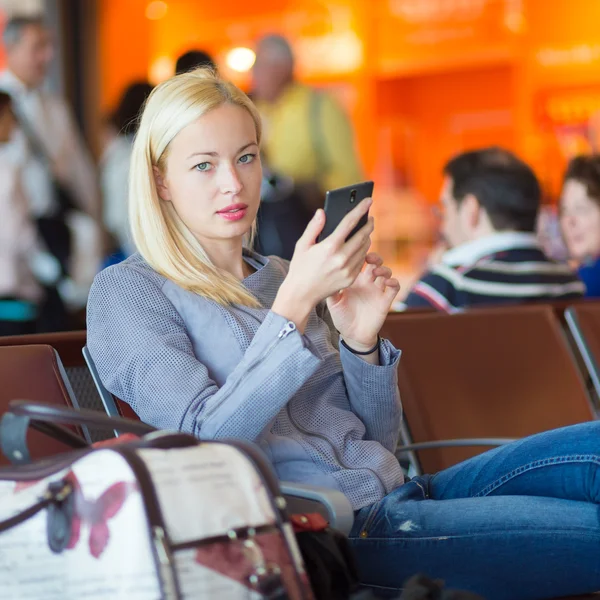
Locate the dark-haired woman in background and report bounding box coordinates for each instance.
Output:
[100,81,153,262]
[560,155,600,297]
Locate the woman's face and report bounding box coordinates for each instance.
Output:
[560,179,600,261]
[155,103,262,247]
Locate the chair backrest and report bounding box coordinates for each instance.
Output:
[0,344,87,465]
[82,346,140,424]
[0,331,104,416]
[565,303,600,405]
[381,305,596,473]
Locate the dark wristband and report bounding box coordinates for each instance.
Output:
[341,337,380,355]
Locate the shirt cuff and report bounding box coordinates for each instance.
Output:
[340,337,400,368]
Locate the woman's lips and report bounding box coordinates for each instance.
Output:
[217,203,248,221]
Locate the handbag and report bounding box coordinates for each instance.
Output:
[0,400,315,599]
[1,400,363,599]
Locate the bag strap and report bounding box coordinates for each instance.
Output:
[0,478,72,534]
[0,400,156,465]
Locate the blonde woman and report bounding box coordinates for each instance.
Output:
[88,69,600,600]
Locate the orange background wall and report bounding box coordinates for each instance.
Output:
[98,0,600,208]
[376,65,516,205]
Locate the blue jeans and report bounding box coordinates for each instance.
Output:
[349,421,600,600]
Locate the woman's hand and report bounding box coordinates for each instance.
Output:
[327,253,400,352]
[272,199,373,333]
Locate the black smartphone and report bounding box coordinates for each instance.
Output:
[317,181,374,243]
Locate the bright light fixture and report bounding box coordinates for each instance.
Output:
[149,56,174,84]
[226,47,256,73]
[146,1,168,20]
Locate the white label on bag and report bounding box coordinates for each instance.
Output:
[137,444,276,544]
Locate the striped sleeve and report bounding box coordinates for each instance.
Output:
[403,270,460,313]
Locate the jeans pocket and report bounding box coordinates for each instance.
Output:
[355,501,383,539]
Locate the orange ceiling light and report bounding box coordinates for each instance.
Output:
[146,1,168,20]
[226,47,256,73]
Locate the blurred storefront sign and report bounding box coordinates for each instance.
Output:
[377,0,524,75]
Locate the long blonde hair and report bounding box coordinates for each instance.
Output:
[129,68,262,307]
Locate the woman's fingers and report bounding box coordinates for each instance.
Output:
[372,266,392,280]
[383,278,401,301]
[365,252,383,266]
[338,217,374,261]
[296,209,326,251]
[344,239,371,283]
[374,275,387,290]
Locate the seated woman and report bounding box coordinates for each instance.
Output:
[87,69,600,600]
[560,155,600,297]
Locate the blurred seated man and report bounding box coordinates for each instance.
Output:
[252,34,363,213]
[401,147,584,312]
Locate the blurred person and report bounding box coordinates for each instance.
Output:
[0,15,98,218]
[100,81,153,260]
[0,15,102,324]
[253,165,314,260]
[0,91,48,334]
[175,49,216,75]
[87,68,600,600]
[401,147,584,311]
[560,154,600,297]
[252,34,363,213]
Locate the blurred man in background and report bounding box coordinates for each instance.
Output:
[175,49,216,75]
[250,34,363,260]
[401,147,584,311]
[0,15,98,219]
[252,34,363,213]
[0,15,101,329]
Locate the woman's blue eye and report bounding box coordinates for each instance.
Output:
[195,162,211,172]
[239,153,256,164]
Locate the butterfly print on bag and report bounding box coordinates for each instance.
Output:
[63,471,138,559]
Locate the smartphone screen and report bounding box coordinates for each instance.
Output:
[317,181,374,242]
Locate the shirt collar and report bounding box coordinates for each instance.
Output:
[441,231,541,267]
[242,248,270,276]
[0,70,29,94]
